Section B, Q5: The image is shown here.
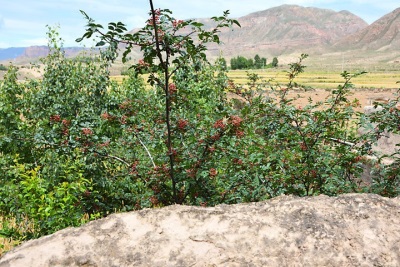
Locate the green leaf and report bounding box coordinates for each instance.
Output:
[232,20,241,27]
[96,41,106,46]
[190,22,204,27]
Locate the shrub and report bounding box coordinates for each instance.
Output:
[0,0,398,244]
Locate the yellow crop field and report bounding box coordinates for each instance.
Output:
[226,69,400,90]
[111,69,400,90]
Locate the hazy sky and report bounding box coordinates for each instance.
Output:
[0,0,399,48]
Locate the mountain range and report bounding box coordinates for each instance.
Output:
[0,46,89,62]
[206,4,368,56]
[1,4,399,62]
[333,7,400,51]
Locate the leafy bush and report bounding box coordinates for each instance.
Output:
[0,0,398,244]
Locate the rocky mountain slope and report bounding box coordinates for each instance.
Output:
[333,7,400,51]
[208,4,368,56]
[1,194,399,267]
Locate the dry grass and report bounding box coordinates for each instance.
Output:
[0,215,29,257]
[227,69,400,90]
[0,213,92,257]
[109,68,400,90]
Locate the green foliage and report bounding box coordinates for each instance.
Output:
[230,54,268,70]
[272,57,279,67]
[217,57,228,71]
[0,156,94,238]
[358,91,400,197]
[230,56,254,70]
[254,54,266,69]
[0,1,399,245]
[0,64,7,71]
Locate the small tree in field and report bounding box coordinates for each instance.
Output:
[272,57,278,67]
[254,54,263,69]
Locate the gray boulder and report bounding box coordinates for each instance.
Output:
[1,193,399,267]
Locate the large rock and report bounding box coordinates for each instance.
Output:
[1,194,399,267]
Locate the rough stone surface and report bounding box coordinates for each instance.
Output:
[1,194,399,267]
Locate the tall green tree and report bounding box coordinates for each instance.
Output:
[272,57,279,67]
[254,54,262,69]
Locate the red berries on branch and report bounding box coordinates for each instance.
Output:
[229,115,243,127]
[177,119,188,131]
[82,128,93,136]
[213,119,226,130]
[138,59,150,68]
[147,9,161,26]
[209,168,217,177]
[168,83,177,95]
[172,19,184,28]
[50,114,61,122]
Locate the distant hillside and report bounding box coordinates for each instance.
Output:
[0,46,88,62]
[206,4,368,57]
[21,46,88,59]
[0,47,25,60]
[333,7,400,51]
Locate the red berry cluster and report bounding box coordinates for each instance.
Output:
[167,148,178,157]
[172,19,184,28]
[153,164,169,174]
[177,118,188,130]
[168,83,177,95]
[213,119,226,129]
[62,128,69,137]
[120,115,128,125]
[50,114,61,122]
[147,9,161,26]
[310,169,317,178]
[157,28,165,41]
[61,119,70,136]
[50,115,71,140]
[138,59,150,68]
[210,133,221,141]
[186,168,196,178]
[119,99,131,110]
[174,40,185,49]
[101,112,114,121]
[232,158,243,165]
[99,140,110,148]
[209,168,217,177]
[229,115,243,127]
[235,130,244,138]
[130,160,139,175]
[82,128,93,136]
[300,142,307,151]
[149,196,159,206]
[62,119,70,127]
